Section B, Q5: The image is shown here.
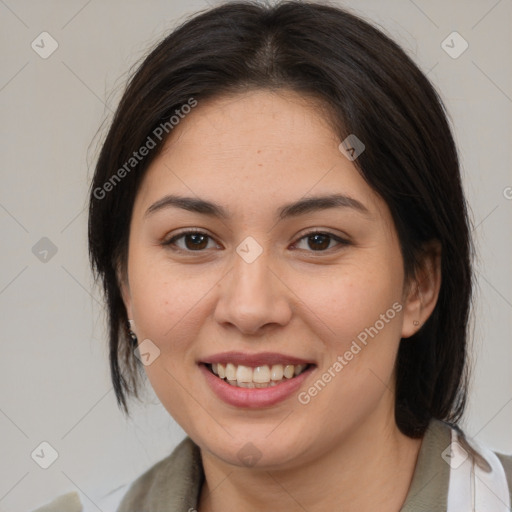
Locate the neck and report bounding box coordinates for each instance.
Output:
[197,414,423,512]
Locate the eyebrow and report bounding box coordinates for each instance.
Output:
[144,193,370,220]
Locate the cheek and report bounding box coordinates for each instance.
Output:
[127,242,211,337]
[294,256,404,346]
[130,272,209,346]
[126,257,214,425]
[295,264,404,424]
[298,257,404,409]
[127,253,225,418]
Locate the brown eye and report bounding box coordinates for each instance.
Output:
[306,233,331,251]
[163,229,349,254]
[294,231,349,252]
[164,231,217,252]
[182,233,209,250]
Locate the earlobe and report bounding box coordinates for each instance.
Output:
[120,280,136,341]
[401,241,442,338]
[120,281,133,319]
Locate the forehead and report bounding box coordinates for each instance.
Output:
[134,89,389,223]
[160,89,340,162]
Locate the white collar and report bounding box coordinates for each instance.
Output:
[446,426,510,511]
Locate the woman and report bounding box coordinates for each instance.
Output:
[35,1,511,511]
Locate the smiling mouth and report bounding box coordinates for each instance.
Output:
[205,362,313,388]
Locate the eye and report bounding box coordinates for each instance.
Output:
[163,230,219,252]
[163,229,349,254]
[293,230,350,252]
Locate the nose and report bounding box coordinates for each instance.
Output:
[213,246,292,335]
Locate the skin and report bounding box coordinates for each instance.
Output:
[120,89,441,512]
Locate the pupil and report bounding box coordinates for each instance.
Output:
[309,234,329,251]
[186,234,207,250]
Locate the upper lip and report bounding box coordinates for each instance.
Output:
[201,351,315,367]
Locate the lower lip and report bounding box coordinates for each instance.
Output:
[199,363,315,408]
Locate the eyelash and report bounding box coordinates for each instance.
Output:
[162,229,350,254]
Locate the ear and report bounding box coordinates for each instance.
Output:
[401,240,442,338]
[117,263,133,321]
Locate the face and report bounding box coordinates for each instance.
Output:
[121,89,424,469]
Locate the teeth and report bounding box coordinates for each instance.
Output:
[284,365,295,379]
[237,381,255,388]
[253,365,270,383]
[208,363,309,388]
[225,363,237,381]
[271,364,284,380]
[236,365,253,383]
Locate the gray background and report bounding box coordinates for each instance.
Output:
[0,0,511,510]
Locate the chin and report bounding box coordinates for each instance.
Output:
[197,428,310,470]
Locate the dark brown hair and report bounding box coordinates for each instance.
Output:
[88,0,473,438]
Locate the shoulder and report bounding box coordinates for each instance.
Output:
[31,491,83,512]
[496,451,512,493]
[31,485,130,512]
[401,419,511,511]
[116,436,203,511]
[30,437,202,512]
[496,451,512,469]
[439,419,512,509]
